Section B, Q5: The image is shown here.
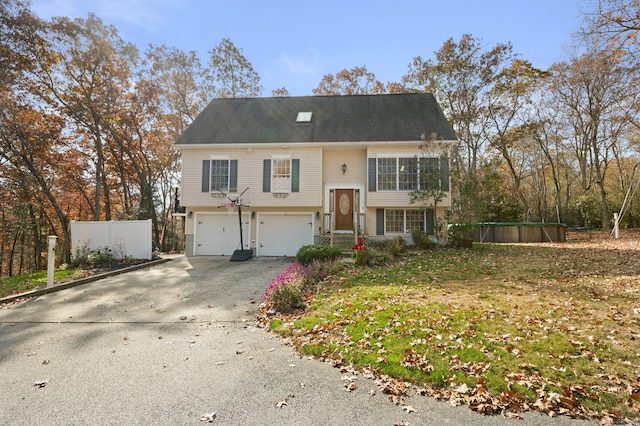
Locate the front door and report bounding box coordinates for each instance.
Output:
[335,189,353,231]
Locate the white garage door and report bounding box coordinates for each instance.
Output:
[257,213,314,257]
[195,213,250,256]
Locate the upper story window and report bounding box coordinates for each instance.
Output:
[370,156,448,192]
[262,157,299,193]
[377,158,397,190]
[210,158,230,192]
[419,157,441,191]
[399,158,418,190]
[271,157,291,192]
[201,158,237,193]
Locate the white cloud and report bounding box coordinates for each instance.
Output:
[31,0,181,33]
[277,51,321,76]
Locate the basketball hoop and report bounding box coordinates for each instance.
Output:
[215,187,252,261]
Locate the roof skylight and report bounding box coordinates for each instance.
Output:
[296,111,312,123]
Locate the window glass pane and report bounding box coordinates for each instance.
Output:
[210,159,229,192]
[385,209,404,233]
[420,157,440,190]
[378,158,396,190]
[406,209,424,232]
[272,158,291,192]
[399,158,418,190]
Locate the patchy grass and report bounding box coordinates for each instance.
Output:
[0,269,81,298]
[267,231,640,421]
[1,258,154,299]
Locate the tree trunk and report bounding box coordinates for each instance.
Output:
[0,210,5,276]
[597,180,611,229]
[28,202,43,271]
[94,133,103,221]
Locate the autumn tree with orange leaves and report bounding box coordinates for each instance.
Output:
[2,0,640,278]
[313,65,386,95]
[0,3,194,274]
[584,0,640,56]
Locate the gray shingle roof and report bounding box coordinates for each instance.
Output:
[175,93,457,145]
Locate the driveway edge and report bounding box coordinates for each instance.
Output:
[0,257,172,304]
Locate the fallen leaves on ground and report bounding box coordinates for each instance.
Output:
[260,230,640,422]
[199,412,216,422]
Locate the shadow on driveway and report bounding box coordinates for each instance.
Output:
[0,255,595,425]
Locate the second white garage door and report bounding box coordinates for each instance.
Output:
[257,213,314,257]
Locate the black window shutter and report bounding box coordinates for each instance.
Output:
[376,209,384,235]
[229,159,238,193]
[426,209,435,235]
[202,160,210,192]
[368,158,377,192]
[263,159,271,192]
[291,159,300,192]
[440,156,449,191]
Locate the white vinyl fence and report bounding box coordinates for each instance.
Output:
[71,220,153,260]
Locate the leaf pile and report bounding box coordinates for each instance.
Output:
[264,231,640,422]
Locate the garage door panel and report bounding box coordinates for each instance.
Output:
[258,214,313,257]
[195,214,250,256]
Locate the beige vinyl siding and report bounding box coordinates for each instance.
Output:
[364,207,377,236]
[367,144,448,158]
[180,146,323,208]
[367,191,451,208]
[322,149,367,187]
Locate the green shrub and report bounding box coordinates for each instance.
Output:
[269,282,304,312]
[447,223,474,247]
[296,244,343,265]
[386,237,406,257]
[412,229,434,250]
[72,245,114,268]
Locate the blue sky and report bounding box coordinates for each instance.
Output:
[30,0,587,96]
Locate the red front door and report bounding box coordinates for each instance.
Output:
[335,189,353,231]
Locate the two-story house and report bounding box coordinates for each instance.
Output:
[175,93,458,257]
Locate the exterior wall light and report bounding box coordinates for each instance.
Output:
[342,163,347,174]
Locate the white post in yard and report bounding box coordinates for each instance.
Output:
[46,236,57,288]
[613,212,619,240]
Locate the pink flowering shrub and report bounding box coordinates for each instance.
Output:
[262,263,306,312]
[263,260,343,312]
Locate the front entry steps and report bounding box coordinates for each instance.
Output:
[318,233,369,252]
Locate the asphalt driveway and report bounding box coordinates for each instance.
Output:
[0,255,595,425]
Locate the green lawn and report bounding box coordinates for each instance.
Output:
[0,269,81,298]
[268,240,640,421]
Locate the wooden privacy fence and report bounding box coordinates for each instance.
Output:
[474,222,566,243]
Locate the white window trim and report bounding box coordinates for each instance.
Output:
[384,208,426,234]
[271,155,292,193]
[376,156,399,192]
[209,156,231,193]
[376,154,441,192]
